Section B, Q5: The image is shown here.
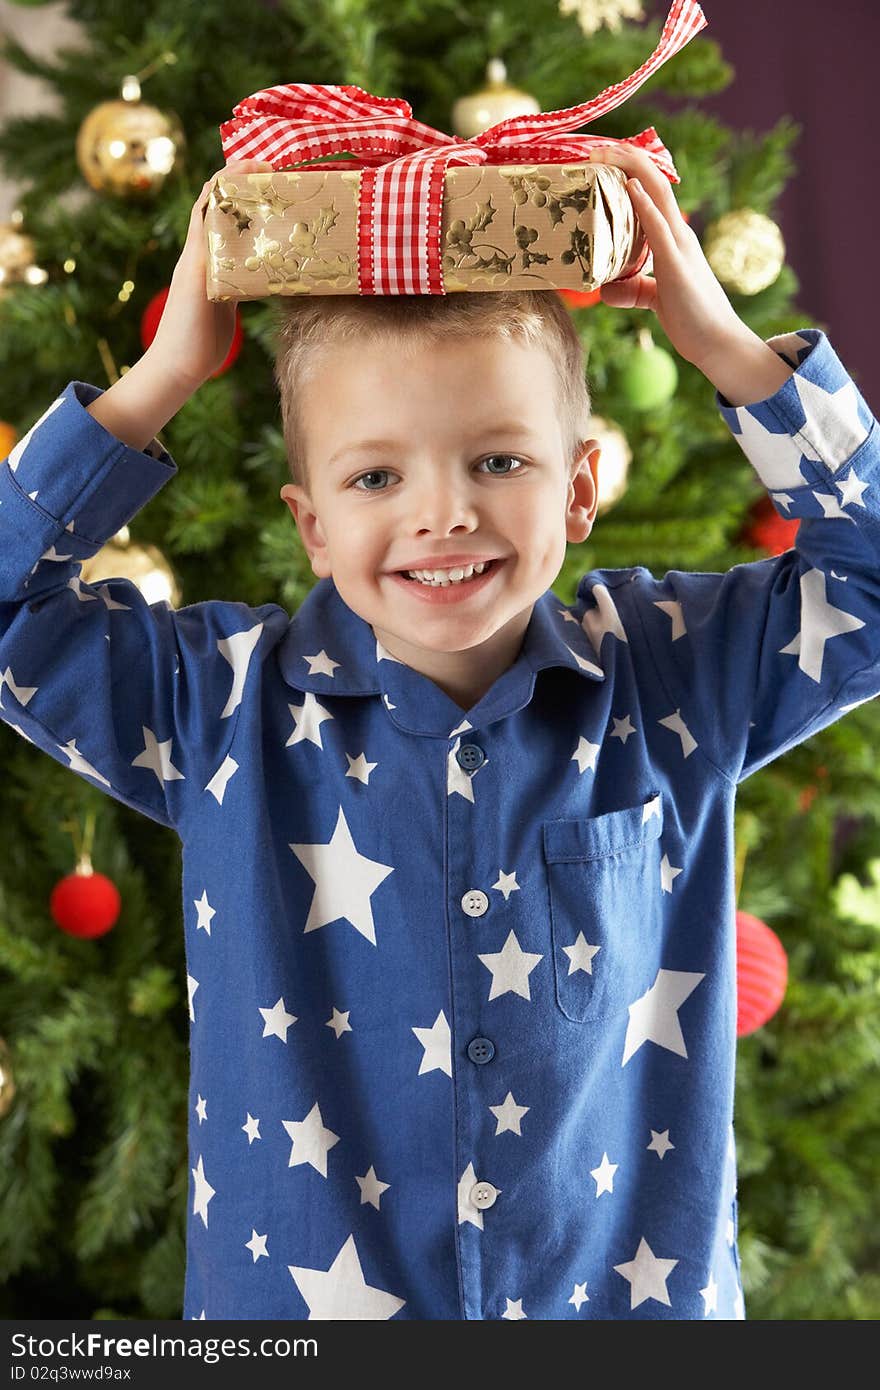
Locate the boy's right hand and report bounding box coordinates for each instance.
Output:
[144,159,275,392]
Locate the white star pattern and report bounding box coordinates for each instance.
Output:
[478,930,543,1002]
[285,692,335,749]
[502,1297,527,1319]
[326,1007,352,1039]
[345,752,378,784]
[193,890,216,935]
[195,1094,207,1124]
[131,726,184,786]
[660,854,683,893]
[610,714,637,743]
[614,1237,678,1310]
[303,649,341,678]
[562,932,600,975]
[290,806,394,945]
[581,584,628,656]
[492,869,520,900]
[356,1165,390,1210]
[217,625,263,719]
[590,1152,618,1197]
[700,1271,718,1315]
[658,709,697,758]
[647,1129,674,1159]
[289,1234,405,1320]
[569,1283,589,1311]
[259,997,297,1043]
[204,753,238,805]
[242,1114,261,1144]
[412,1010,452,1077]
[654,598,686,639]
[571,734,601,773]
[778,568,865,682]
[489,1092,530,1136]
[622,969,705,1066]
[191,1156,215,1229]
[246,1230,269,1262]
[281,1101,340,1176]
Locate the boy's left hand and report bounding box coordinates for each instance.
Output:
[588,143,756,379]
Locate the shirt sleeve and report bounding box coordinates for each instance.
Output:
[0,381,287,832]
[620,329,880,785]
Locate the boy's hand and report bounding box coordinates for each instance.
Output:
[588,144,758,378]
[144,159,274,392]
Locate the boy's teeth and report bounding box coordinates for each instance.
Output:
[406,561,488,585]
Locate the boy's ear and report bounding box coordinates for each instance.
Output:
[566,438,602,543]
[278,483,332,578]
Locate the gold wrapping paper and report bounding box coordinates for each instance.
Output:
[203,162,647,300]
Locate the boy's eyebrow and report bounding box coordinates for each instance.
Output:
[328,424,540,467]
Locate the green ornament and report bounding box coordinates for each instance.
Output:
[619,330,679,411]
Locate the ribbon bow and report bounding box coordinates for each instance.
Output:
[219,0,707,294]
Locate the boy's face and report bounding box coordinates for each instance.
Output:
[279,332,600,710]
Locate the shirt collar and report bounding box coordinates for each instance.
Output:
[276,578,605,737]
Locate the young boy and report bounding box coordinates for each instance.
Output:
[1,142,877,1321]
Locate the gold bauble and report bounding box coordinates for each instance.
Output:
[0,1036,16,1119]
[0,214,47,295]
[76,94,185,199]
[703,209,785,296]
[590,414,632,515]
[80,526,181,607]
[451,59,541,139]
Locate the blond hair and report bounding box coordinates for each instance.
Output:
[271,290,591,491]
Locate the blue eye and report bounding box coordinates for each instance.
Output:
[352,470,391,491]
[481,454,523,475]
[350,456,524,491]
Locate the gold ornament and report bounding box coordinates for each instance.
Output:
[76,75,185,200]
[80,525,181,607]
[558,0,645,37]
[0,1036,16,1119]
[590,414,631,514]
[451,59,540,139]
[0,210,48,296]
[703,209,785,296]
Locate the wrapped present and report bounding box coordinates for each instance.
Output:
[205,0,706,301]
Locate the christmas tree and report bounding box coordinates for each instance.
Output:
[1,0,878,1321]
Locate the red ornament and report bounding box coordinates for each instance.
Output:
[50,865,121,939]
[735,910,788,1036]
[742,494,800,556]
[140,286,243,375]
[556,287,602,309]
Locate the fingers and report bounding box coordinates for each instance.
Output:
[624,176,680,264]
[588,143,686,238]
[599,273,658,312]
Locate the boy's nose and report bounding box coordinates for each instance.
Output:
[406,480,480,532]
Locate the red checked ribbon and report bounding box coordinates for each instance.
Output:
[219,0,707,295]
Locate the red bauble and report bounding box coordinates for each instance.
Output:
[50,868,121,939]
[742,494,800,556]
[140,287,243,375]
[556,287,602,309]
[735,910,788,1036]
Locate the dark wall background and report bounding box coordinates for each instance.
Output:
[652,0,877,409]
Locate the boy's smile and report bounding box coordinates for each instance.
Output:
[280,333,600,711]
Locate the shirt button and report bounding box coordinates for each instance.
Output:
[471,1181,499,1209]
[467,1036,495,1065]
[461,889,489,917]
[456,743,486,772]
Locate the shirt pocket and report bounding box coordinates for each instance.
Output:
[543,791,664,1023]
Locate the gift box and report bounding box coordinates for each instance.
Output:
[206,0,706,301]
[203,161,648,300]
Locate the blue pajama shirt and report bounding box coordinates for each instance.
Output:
[1,328,878,1320]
